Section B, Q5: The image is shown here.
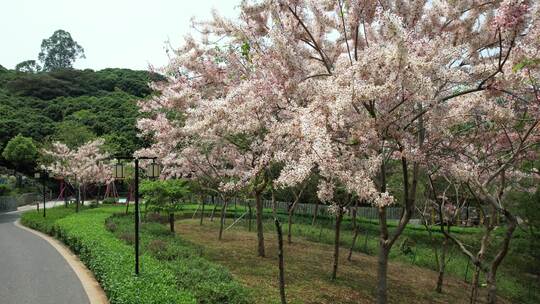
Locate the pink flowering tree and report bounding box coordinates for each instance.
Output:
[42,139,111,211]
[426,23,539,304]
[138,0,539,302]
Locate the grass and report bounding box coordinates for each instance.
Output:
[175,203,539,304]
[172,218,499,304]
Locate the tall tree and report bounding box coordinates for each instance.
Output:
[38,29,85,71]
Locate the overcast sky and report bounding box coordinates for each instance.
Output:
[0,0,239,71]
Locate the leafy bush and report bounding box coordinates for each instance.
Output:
[21,206,196,304]
[0,184,11,195]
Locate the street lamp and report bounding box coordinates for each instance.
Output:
[147,161,161,179]
[112,157,160,275]
[34,171,47,217]
[113,163,125,179]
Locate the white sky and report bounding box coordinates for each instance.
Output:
[0,0,239,70]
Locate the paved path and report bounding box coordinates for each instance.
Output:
[0,211,90,304]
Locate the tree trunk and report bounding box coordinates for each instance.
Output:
[248,201,253,232]
[255,191,265,257]
[436,235,449,293]
[348,203,358,261]
[169,212,175,233]
[76,184,80,213]
[64,185,68,208]
[312,201,319,226]
[331,207,343,280]
[199,195,205,225]
[275,218,287,304]
[272,188,277,218]
[218,199,228,240]
[470,266,480,304]
[377,245,390,304]
[348,229,359,262]
[486,210,517,304]
[82,184,86,206]
[287,209,293,244]
[210,196,217,221]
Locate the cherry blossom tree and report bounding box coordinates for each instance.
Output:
[422,2,540,302]
[138,0,539,302]
[42,139,111,212]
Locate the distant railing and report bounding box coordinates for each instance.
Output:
[17,192,46,206]
[203,196,409,220]
[0,196,18,212]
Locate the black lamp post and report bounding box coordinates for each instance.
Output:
[113,157,160,275]
[34,171,47,217]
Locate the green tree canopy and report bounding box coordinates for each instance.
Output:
[1,134,38,172]
[140,179,190,212]
[38,29,85,71]
[52,120,95,148]
[15,60,42,73]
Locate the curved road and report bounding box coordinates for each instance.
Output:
[0,211,89,304]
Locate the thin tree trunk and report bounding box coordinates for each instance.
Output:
[331,207,343,280]
[312,201,319,226]
[82,184,86,206]
[218,199,229,240]
[287,209,293,244]
[436,235,449,293]
[275,218,287,304]
[76,184,80,213]
[64,183,68,208]
[255,191,265,257]
[169,212,175,233]
[248,201,253,232]
[272,188,277,218]
[348,202,358,261]
[125,183,131,214]
[348,229,359,262]
[470,266,480,304]
[97,185,102,204]
[199,195,205,225]
[210,195,217,221]
[377,244,390,303]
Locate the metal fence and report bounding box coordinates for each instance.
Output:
[0,196,18,212]
[203,196,409,220]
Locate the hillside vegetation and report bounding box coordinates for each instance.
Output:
[0,68,164,173]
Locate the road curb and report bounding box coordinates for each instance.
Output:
[14,219,109,304]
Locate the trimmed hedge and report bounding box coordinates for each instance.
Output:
[21,207,196,304]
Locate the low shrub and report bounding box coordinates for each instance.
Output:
[119,232,135,245]
[104,218,117,232]
[146,212,168,224]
